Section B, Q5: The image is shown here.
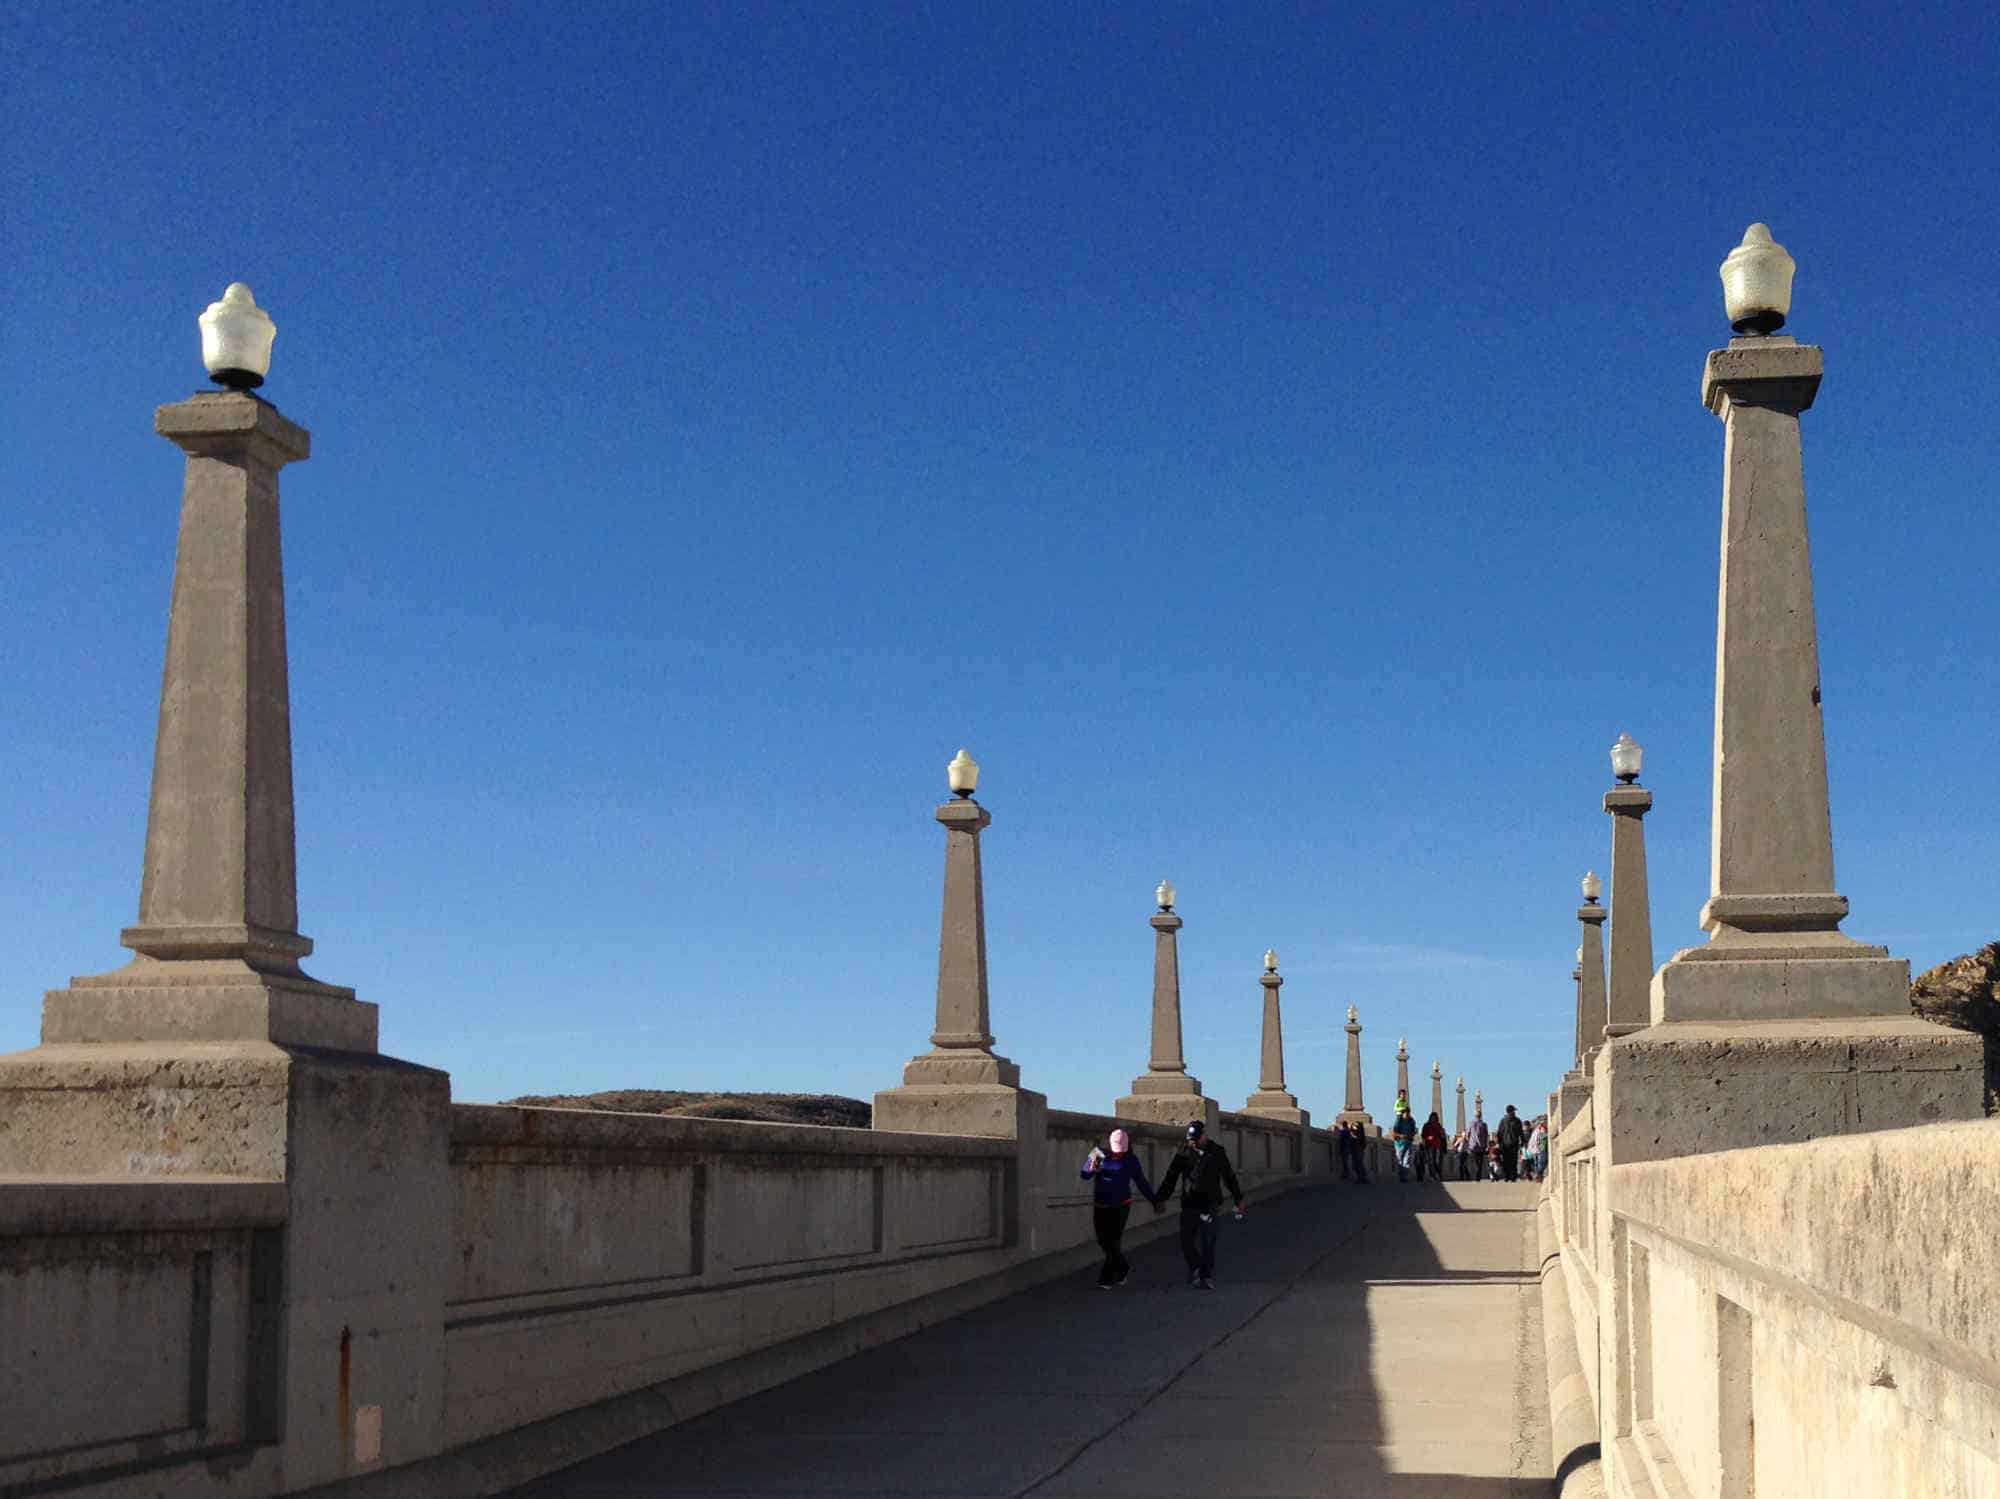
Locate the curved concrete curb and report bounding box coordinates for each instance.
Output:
[1538,1197,1606,1498]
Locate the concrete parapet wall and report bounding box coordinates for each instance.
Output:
[1601,1119,2000,1498]
[3,1097,1343,1498]
[0,1177,288,1495]
[442,1106,1015,1448]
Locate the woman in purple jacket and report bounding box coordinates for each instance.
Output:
[1081,1128,1159,1288]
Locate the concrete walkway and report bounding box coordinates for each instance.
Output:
[511,1180,1548,1497]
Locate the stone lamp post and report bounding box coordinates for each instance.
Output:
[1429,1060,1444,1122]
[1395,1036,1410,1106]
[876,750,1045,1140]
[1576,873,1608,1063]
[1243,949,1307,1126]
[0,287,453,1486]
[1571,949,1584,1046]
[1455,1075,1466,1135]
[1603,734,1655,1041]
[1335,1004,1373,1132]
[1116,881,1217,1130]
[1596,224,1981,1156]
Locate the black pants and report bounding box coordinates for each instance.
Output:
[1500,1145,1520,1181]
[1092,1203,1131,1284]
[1179,1208,1219,1279]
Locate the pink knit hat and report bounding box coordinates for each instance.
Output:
[1108,1128,1131,1154]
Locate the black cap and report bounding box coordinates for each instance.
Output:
[1186,1120,1205,1139]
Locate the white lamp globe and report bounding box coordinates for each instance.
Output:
[1610,733,1643,784]
[198,283,276,390]
[946,748,979,797]
[1719,223,1795,335]
[1581,870,1604,903]
[1155,879,1177,911]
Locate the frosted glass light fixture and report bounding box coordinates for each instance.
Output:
[198,283,276,390]
[1720,224,1795,335]
[1263,948,1278,972]
[1155,879,1176,912]
[947,748,979,798]
[1582,870,1603,903]
[1611,733,1644,784]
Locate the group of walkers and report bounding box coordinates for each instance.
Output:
[1079,1120,1245,1290]
[1078,1101,1554,1291]
[1341,1098,1551,1184]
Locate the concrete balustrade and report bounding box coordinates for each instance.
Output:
[0,1095,1364,1496]
[1545,1114,2000,1497]
[1,1179,288,1494]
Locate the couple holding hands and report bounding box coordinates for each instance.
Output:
[1081,1119,1246,1291]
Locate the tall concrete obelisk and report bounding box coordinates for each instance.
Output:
[1394,1037,1410,1106]
[1244,950,1308,1134]
[1577,874,1608,1062]
[1116,882,1217,1130]
[1623,224,1979,1126]
[1604,736,1656,1041]
[1429,1060,1444,1121]
[877,750,1046,1140]
[0,286,453,1487]
[1455,1075,1466,1135]
[1336,1005,1373,1132]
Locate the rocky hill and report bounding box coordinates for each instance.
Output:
[500,1089,871,1129]
[1910,942,1999,1115]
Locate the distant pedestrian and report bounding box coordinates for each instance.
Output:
[1467,1113,1491,1181]
[1451,1130,1473,1181]
[1497,1105,1526,1182]
[1341,1122,1370,1183]
[1391,1107,1417,1182]
[1419,1113,1447,1182]
[1334,1121,1352,1180]
[1155,1120,1245,1289]
[1080,1128,1158,1288]
[1527,1117,1549,1182]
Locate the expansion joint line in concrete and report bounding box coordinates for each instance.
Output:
[1006,1206,1373,1499]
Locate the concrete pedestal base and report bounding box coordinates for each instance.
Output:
[43,957,377,1052]
[890,1047,1021,1089]
[1592,1015,1982,1163]
[1556,1073,1593,1135]
[1651,936,1911,1023]
[1113,1090,1219,1133]
[871,1080,1044,1141]
[1242,1092,1309,1127]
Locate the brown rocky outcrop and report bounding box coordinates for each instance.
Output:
[501,1088,872,1128]
[1910,942,2000,1115]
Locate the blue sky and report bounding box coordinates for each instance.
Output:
[4,5,1997,1124]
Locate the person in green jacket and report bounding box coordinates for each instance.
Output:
[1391,1107,1417,1182]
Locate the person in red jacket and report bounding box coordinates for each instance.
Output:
[1419,1113,1448,1182]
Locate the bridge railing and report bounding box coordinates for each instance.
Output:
[0,1178,288,1494]
[1599,1118,1999,1498]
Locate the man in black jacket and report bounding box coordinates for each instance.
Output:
[1496,1104,1526,1182]
[1155,1120,1246,1289]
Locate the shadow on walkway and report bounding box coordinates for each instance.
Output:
[509,1179,1547,1497]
